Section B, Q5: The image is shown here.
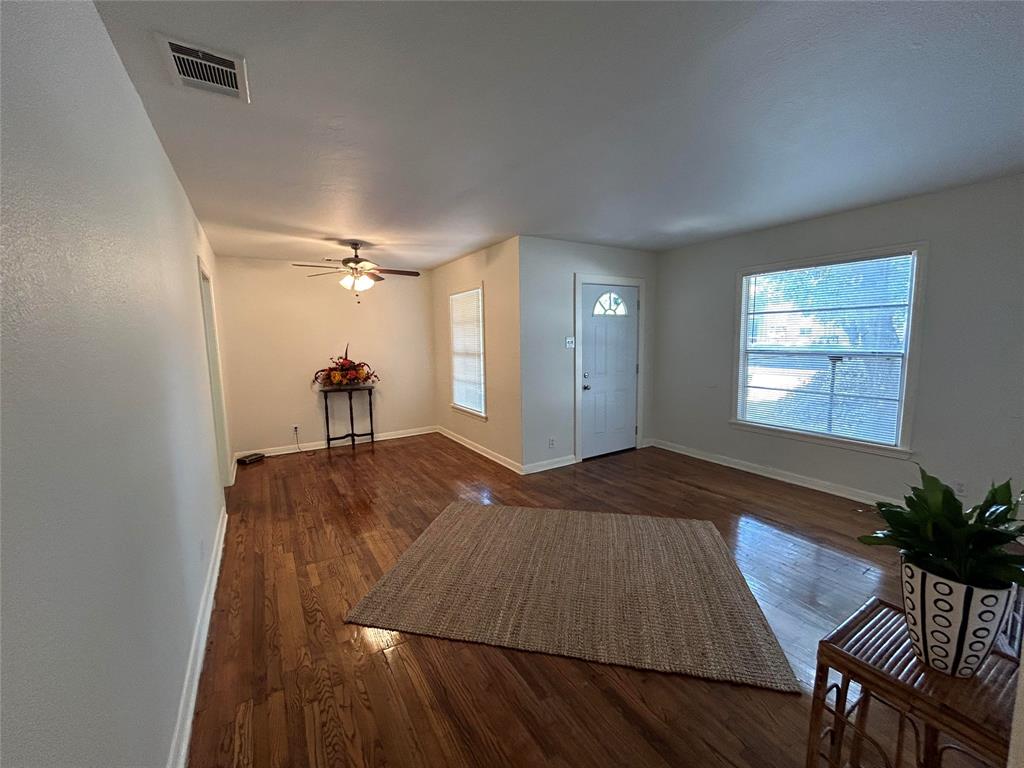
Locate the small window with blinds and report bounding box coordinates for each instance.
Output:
[450,287,486,416]
[737,251,918,447]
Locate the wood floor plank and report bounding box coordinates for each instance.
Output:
[188,433,915,768]
[232,699,254,768]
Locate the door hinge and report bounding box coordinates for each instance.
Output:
[635,425,638,435]
[636,362,639,374]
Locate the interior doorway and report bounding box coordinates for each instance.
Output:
[198,262,231,486]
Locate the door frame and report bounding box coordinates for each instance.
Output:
[197,256,233,487]
[573,273,647,463]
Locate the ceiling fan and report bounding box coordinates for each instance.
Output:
[291,241,420,294]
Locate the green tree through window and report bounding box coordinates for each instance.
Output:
[738,253,916,446]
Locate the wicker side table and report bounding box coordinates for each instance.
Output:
[806,596,1020,768]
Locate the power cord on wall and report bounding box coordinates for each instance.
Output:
[293,426,317,457]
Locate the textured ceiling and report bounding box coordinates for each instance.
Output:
[98,1,1024,268]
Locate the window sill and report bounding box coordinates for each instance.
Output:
[728,419,913,459]
[451,404,488,422]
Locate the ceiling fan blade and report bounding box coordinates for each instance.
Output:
[373,268,421,277]
[343,257,378,270]
[368,273,385,282]
[306,270,346,277]
[292,262,339,268]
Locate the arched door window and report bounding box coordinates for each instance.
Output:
[592,291,627,316]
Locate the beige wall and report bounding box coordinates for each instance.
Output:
[218,235,657,474]
[519,237,658,468]
[431,237,523,466]
[651,174,1024,502]
[1,3,226,765]
[216,256,436,454]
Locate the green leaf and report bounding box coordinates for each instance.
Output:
[939,487,964,525]
[967,529,1019,550]
[857,467,1019,588]
[919,468,947,510]
[986,480,1013,507]
[982,563,1024,587]
[878,507,913,531]
[857,532,901,547]
[983,552,1024,566]
[981,504,1013,525]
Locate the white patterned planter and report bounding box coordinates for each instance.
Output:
[900,557,1015,677]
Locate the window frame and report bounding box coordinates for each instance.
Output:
[449,284,487,420]
[731,243,927,458]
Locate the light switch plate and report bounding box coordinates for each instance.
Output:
[565,336,575,349]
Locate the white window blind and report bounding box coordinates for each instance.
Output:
[450,287,485,415]
[737,252,917,447]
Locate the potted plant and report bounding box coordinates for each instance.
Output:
[858,468,1023,677]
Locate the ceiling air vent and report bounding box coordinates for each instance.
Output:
[162,38,250,102]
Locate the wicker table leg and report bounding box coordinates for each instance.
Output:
[806,661,831,768]
[922,725,940,768]
[849,686,872,767]
[829,675,851,767]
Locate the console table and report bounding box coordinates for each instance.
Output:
[321,384,374,448]
[806,596,1020,768]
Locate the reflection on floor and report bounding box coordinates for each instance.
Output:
[190,433,913,767]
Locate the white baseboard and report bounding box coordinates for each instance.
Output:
[522,454,577,474]
[236,427,578,478]
[233,425,438,461]
[642,438,898,505]
[435,427,524,474]
[166,504,228,768]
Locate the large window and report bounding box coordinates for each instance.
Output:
[736,251,918,447]
[450,287,485,416]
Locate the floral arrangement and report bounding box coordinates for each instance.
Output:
[312,344,380,388]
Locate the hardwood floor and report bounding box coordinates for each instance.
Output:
[188,433,904,767]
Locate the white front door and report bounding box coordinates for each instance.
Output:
[580,283,639,459]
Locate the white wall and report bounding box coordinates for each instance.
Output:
[431,237,523,467]
[652,175,1024,502]
[216,257,435,455]
[1,3,226,766]
[519,237,658,468]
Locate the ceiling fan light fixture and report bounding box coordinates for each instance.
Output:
[298,240,418,291]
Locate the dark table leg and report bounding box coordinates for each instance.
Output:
[368,388,374,444]
[323,390,330,447]
[347,391,356,448]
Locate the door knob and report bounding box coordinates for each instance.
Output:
[582,384,591,391]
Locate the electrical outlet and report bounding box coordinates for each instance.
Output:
[954,480,967,496]
[291,424,299,433]
[548,437,556,449]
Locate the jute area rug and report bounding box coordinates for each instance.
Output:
[345,502,799,692]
